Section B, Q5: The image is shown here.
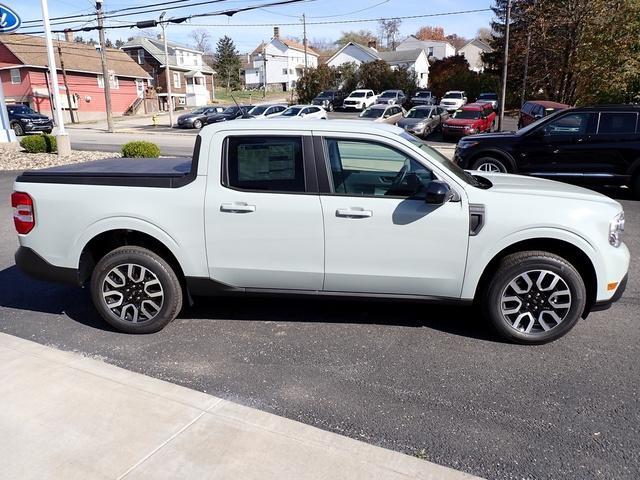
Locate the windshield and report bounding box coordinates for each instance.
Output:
[380,91,396,98]
[7,105,34,115]
[452,110,481,120]
[281,107,302,116]
[478,93,497,100]
[223,106,239,114]
[400,132,489,188]
[444,92,463,99]
[249,105,268,115]
[406,108,432,119]
[349,92,366,98]
[360,108,384,118]
[517,108,565,134]
[415,92,431,98]
[317,91,333,98]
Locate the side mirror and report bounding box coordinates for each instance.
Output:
[534,114,543,119]
[425,180,453,204]
[300,113,306,117]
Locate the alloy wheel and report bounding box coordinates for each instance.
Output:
[476,162,503,173]
[101,263,164,323]
[500,270,572,334]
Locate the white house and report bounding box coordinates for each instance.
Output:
[326,42,430,88]
[395,36,456,60]
[457,38,493,72]
[244,27,319,91]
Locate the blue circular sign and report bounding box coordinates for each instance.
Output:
[0,4,21,33]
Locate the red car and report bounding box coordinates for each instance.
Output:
[518,100,570,129]
[442,103,496,141]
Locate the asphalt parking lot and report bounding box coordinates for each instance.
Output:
[0,170,638,479]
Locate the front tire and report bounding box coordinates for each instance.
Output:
[192,119,203,129]
[90,246,183,334]
[472,156,508,173]
[12,122,24,136]
[483,251,586,344]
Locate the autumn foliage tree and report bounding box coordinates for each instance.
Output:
[415,26,446,41]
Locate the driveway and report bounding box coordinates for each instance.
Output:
[0,171,638,480]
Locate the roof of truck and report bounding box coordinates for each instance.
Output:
[200,118,404,136]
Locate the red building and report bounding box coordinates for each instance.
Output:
[0,34,151,122]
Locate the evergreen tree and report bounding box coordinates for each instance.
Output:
[214,36,241,91]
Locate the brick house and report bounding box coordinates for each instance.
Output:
[0,34,151,122]
[121,36,215,111]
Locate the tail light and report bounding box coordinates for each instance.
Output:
[11,191,35,234]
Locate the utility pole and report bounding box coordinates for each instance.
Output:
[57,43,76,124]
[498,0,511,132]
[160,12,174,128]
[40,0,71,156]
[96,0,114,133]
[302,13,308,70]
[262,42,267,98]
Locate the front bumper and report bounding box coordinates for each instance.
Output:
[592,273,628,312]
[15,247,79,285]
[23,122,53,132]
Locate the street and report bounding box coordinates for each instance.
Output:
[0,169,638,480]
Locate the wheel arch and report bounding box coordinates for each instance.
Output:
[473,237,598,317]
[469,149,517,172]
[77,229,186,287]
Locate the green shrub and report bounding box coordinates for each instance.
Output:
[19,134,57,154]
[122,141,161,158]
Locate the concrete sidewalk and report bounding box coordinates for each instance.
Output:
[0,333,482,480]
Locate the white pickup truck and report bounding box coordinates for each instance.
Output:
[12,120,629,344]
[343,89,378,111]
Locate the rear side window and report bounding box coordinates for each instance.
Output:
[597,112,638,135]
[226,137,305,192]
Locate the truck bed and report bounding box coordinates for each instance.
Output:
[16,157,195,188]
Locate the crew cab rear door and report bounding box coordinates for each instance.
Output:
[313,133,469,297]
[204,133,324,290]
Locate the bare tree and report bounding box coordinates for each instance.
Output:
[378,18,402,49]
[476,27,493,43]
[190,29,215,68]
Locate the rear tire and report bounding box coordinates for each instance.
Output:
[90,246,183,334]
[472,156,508,173]
[483,251,586,344]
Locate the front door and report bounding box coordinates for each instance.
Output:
[205,134,324,290]
[319,137,469,298]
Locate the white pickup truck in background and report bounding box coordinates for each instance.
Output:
[12,120,628,344]
[343,89,378,111]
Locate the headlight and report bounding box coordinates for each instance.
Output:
[458,140,479,149]
[609,212,625,247]
[22,119,33,124]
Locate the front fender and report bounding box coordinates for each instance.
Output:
[461,227,602,300]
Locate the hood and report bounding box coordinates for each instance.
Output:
[461,131,518,142]
[397,118,425,127]
[479,172,620,206]
[14,113,50,121]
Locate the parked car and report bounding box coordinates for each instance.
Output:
[176,106,225,129]
[475,93,499,111]
[439,91,467,112]
[243,104,288,119]
[518,100,570,129]
[205,105,254,124]
[343,89,378,111]
[312,90,346,112]
[410,90,437,106]
[358,104,405,124]
[376,90,407,106]
[13,120,629,344]
[397,106,449,138]
[454,105,640,197]
[277,105,328,119]
[442,103,497,141]
[6,104,53,136]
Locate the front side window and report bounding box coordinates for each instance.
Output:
[325,139,434,198]
[544,113,593,135]
[597,112,638,135]
[226,137,305,193]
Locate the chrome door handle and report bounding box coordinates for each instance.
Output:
[220,202,256,213]
[336,208,373,218]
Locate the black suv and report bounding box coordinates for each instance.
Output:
[454,105,640,197]
[312,90,345,112]
[7,104,53,136]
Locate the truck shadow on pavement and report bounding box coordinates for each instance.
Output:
[0,265,498,342]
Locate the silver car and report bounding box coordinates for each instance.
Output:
[397,106,449,138]
[358,104,405,124]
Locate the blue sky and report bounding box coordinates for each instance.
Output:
[14,0,495,53]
